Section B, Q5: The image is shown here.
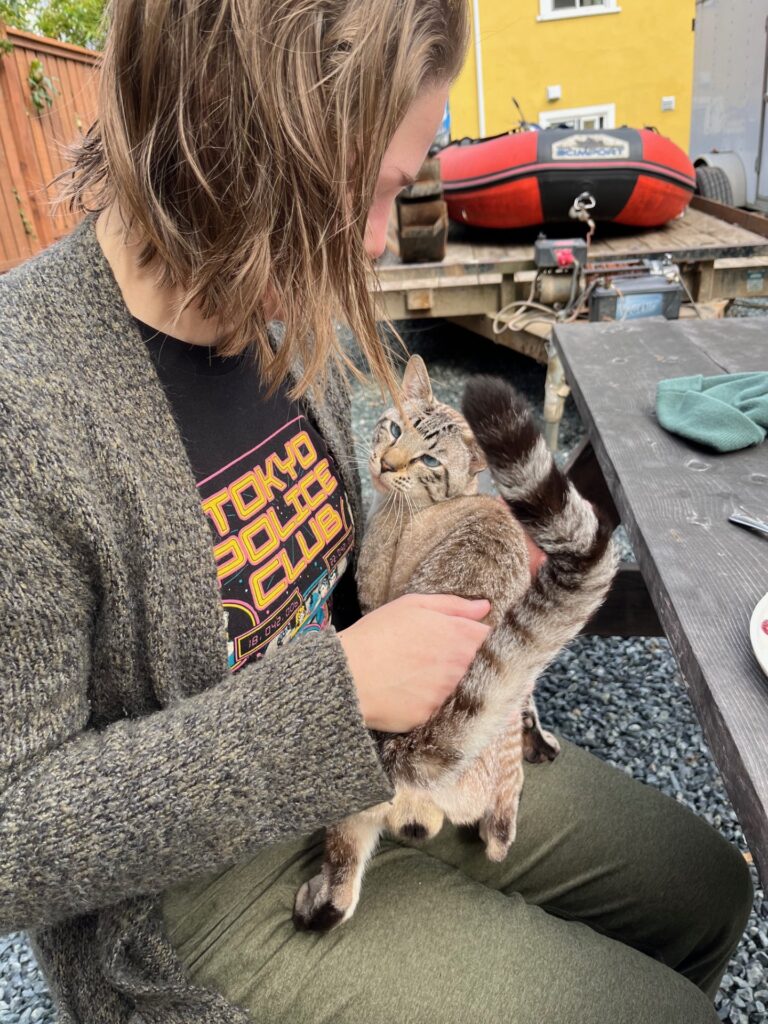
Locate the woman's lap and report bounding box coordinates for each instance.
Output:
[411,739,752,997]
[162,739,751,1024]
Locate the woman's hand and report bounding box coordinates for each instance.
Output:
[338,593,491,732]
[495,495,546,577]
[523,530,547,577]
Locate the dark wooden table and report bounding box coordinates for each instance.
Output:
[553,317,768,884]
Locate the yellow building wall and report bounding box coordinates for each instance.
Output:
[450,0,695,152]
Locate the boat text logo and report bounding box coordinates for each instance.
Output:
[551,134,630,160]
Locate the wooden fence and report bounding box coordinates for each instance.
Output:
[0,23,100,273]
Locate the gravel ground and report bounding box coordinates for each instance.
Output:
[1,313,765,1024]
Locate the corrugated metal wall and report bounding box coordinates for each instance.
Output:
[0,23,100,273]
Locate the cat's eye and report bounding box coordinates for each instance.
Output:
[389,421,402,439]
[421,454,440,468]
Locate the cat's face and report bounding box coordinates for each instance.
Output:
[369,356,486,509]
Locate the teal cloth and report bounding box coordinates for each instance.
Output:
[656,372,768,452]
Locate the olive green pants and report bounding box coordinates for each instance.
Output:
[162,739,752,1024]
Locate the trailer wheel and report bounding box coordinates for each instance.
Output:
[695,165,734,205]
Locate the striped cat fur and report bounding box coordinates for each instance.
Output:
[293,356,617,932]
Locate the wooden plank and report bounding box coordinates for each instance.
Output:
[581,564,664,638]
[669,316,768,371]
[563,437,621,531]
[0,76,30,260]
[46,54,75,236]
[683,206,767,245]
[589,234,638,256]
[444,315,549,363]
[564,440,662,637]
[0,29,100,271]
[48,53,81,233]
[378,207,768,302]
[5,44,53,247]
[376,281,507,321]
[692,195,768,239]
[553,318,768,884]
[5,26,99,65]
[20,46,58,237]
[0,39,40,258]
[69,56,97,131]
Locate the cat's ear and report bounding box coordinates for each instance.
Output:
[462,429,487,475]
[401,355,433,403]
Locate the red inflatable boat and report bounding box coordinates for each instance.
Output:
[437,127,695,230]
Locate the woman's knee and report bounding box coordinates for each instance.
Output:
[692,827,753,958]
[656,812,753,998]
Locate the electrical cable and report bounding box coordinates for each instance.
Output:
[677,272,704,318]
[492,262,594,335]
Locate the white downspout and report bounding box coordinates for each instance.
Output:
[472,0,486,138]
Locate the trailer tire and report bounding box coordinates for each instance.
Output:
[695,165,734,205]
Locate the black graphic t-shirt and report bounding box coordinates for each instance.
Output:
[135,317,357,673]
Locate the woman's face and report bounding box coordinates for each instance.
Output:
[364,83,451,260]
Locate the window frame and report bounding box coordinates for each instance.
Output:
[537,103,617,131]
[538,0,621,22]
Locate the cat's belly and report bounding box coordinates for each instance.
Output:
[429,757,497,824]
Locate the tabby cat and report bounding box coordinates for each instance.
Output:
[293,355,617,932]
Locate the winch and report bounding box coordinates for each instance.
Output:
[532,235,589,308]
[492,190,689,337]
[530,236,685,323]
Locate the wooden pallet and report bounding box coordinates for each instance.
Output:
[374,197,768,450]
[375,201,768,320]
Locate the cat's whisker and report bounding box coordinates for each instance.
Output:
[403,491,416,534]
[330,454,363,473]
[391,492,404,544]
[384,491,405,547]
[381,489,398,532]
[397,492,408,538]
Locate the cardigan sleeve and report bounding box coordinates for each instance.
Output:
[0,414,394,933]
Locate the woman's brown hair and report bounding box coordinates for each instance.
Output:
[51,0,469,398]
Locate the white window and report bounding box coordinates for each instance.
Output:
[538,0,621,22]
[538,104,616,130]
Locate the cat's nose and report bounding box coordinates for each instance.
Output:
[380,456,396,473]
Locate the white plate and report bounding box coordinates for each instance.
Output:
[750,592,768,678]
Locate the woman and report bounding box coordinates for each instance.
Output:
[0,1,751,1021]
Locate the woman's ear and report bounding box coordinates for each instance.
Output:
[401,354,433,403]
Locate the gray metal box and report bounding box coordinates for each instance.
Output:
[589,275,684,322]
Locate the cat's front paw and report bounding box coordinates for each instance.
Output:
[293,873,347,933]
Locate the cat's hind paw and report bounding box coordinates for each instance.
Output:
[479,814,516,862]
[398,821,429,840]
[522,716,561,764]
[293,873,347,933]
[385,792,445,842]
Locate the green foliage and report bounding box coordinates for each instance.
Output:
[27,55,57,110]
[0,0,35,32]
[0,0,107,50]
[36,0,107,50]
[12,186,35,238]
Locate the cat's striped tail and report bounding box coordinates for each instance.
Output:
[380,377,617,786]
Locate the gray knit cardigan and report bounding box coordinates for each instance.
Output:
[0,214,394,1023]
